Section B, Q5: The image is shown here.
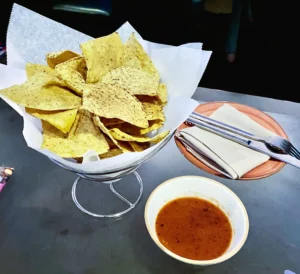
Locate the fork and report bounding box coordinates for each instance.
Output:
[263,136,300,160]
[190,112,300,160]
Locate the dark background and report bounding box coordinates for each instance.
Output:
[0,1,294,102]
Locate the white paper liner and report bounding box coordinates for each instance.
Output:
[0,4,211,173]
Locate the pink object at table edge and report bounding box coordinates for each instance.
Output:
[0,167,14,192]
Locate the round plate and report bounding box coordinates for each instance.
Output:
[175,102,288,180]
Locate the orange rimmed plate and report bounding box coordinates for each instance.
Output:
[175,102,288,180]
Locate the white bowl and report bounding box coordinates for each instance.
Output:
[144,176,249,265]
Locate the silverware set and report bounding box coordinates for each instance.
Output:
[176,112,300,169]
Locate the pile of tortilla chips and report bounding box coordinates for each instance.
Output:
[0,32,169,160]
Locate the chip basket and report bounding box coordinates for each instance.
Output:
[49,133,174,218]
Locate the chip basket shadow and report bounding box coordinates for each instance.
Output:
[49,132,174,218]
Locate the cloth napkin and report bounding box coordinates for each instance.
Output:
[178,104,276,179]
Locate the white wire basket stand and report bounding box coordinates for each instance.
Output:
[49,133,174,218]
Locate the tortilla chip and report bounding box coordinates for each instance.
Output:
[68,113,80,138]
[0,73,81,110]
[114,141,133,152]
[140,120,164,134]
[123,48,141,69]
[105,136,118,149]
[42,111,109,158]
[26,108,78,133]
[109,128,169,144]
[74,157,83,163]
[93,116,132,153]
[75,58,88,80]
[46,50,79,68]
[123,33,159,80]
[136,95,165,120]
[81,32,123,83]
[113,120,164,135]
[158,83,167,105]
[55,57,86,96]
[99,148,123,159]
[26,63,57,79]
[129,142,150,152]
[135,95,157,102]
[57,56,87,78]
[26,63,66,88]
[142,101,165,121]
[83,83,148,128]
[101,117,124,127]
[101,67,159,96]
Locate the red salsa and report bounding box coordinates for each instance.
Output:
[156,197,232,260]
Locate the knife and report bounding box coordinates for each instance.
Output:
[184,119,300,169]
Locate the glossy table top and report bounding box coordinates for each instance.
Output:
[0,88,299,274]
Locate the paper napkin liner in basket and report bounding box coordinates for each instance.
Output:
[0,4,212,174]
[179,104,276,179]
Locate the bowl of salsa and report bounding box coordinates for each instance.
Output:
[144,176,249,265]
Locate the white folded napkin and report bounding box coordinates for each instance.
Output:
[179,104,276,179]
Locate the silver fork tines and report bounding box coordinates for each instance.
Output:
[268,136,300,160]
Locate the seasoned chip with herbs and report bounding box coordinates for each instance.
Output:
[101,67,159,96]
[0,31,170,160]
[55,57,87,96]
[47,50,79,68]
[123,33,159,80]
[129,142,150,152]
[141,101,165,121]
[113,120,164,135]
[68,112,80,138]
[0,73,81,110]
[158,83,167,105]
[56,56,87,79]
[81,32,123,83]
[93,116,132,153]
[109,128,169,144]
[101,117,124,127]
[26,63,57,79]
[99,148,123,159]
[83,83,148,128]
[42,111,109,157]
[26,108,78,134]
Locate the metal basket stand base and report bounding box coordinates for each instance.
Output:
[71,171,143,218]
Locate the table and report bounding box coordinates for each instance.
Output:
[0,88,300,274]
